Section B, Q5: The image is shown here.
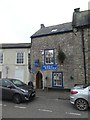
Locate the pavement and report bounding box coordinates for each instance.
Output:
[36,88,70,100]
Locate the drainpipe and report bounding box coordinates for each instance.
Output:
[81,28,87,84]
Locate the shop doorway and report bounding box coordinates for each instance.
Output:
[36,71,43,89]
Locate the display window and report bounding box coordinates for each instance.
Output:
[52,72,63,87]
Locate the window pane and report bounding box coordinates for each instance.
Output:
[2,80,11,87]
[53,72,63,87]
[17,52,24,64]
[0,53,3,64]
[45,50,54,64]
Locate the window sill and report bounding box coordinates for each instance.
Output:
[15,63,25,66]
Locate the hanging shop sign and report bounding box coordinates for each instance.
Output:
[34,59,39,67]
[31,69,35,73]
[42,64,58,70]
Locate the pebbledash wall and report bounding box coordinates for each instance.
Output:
[0,43,31,84]
[30,8,89,89]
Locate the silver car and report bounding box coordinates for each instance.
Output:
[70,84,90,111]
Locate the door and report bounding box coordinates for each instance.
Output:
[15,69,24,82]
[36,71,43,89]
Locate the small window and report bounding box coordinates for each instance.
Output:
[44,49,54,64]
[0,52,3,64]
[16,52,24,64]
[2,80,11,87]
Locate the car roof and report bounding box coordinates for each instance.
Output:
[0,78,19,81]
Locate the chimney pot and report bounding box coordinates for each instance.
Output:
[41,24,45,29]
[74,8,80,12]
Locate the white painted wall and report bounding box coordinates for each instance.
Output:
[0,47,30,84]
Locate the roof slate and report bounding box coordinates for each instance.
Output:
[31,9,90,38]
[31,22,73,38]
[0,43,31,49]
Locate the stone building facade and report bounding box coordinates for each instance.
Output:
[30,8,90,89]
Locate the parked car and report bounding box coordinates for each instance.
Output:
[70,84,90,111]
[0,78,36,104]
[28,81,34,89]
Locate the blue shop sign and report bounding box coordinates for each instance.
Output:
[35,59,39,67]
[42,64,58,70]
[31,69,35,73]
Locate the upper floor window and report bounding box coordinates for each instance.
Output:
[0,52,3,64]
[44,49,54,64]
[16,52,24,64]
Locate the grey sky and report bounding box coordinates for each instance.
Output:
[0,0,89,43]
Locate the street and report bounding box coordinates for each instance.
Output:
[0,95,89,119]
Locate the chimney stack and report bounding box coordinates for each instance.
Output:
[74,8,80,12]
[40,24,45,29]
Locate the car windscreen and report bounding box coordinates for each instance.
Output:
[83,84,90,88]
[74,84,90,89]
[11,79,26,87]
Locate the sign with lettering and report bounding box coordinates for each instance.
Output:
[31,69,35,73]
[35,59,39,67]
[42,64,58,70]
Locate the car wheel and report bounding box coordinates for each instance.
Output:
[75,99,88,111]
[13,94,21,104]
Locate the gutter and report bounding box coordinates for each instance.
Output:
[31,30,73,39]
[81,28,87,84]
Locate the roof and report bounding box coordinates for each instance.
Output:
[31,9,90,38]
[72,10,90,28]
[31,22,73,38]
[0,43,31,49]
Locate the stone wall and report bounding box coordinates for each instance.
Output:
[31,28,89,89]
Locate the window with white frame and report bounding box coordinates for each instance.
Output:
[0,52,3,64]
[16,52,24,64]
[44,49,54,64]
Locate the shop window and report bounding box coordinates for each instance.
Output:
[52,72,63,87]
[0,52,3,64]
[44,49,55,64]
[16,52,24,64]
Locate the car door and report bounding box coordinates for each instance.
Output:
[2,79,14,100]
[88,86,90,105]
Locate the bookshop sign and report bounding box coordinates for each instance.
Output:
[42,64,58,70]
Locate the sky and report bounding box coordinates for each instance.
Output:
[0,0,90,43]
